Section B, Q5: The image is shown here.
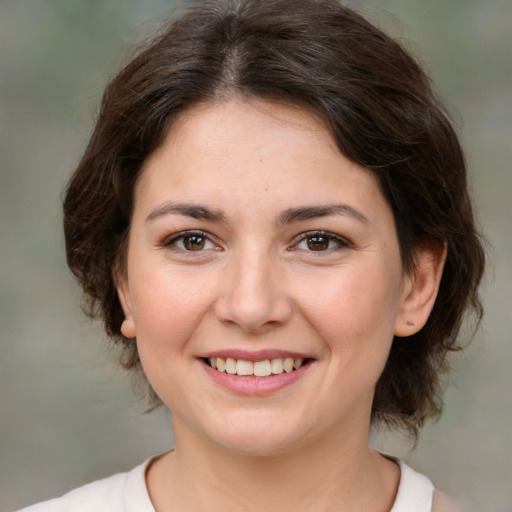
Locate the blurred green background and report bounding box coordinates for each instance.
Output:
[1,1,510,510]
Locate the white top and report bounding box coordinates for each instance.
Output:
[18,458,435,512]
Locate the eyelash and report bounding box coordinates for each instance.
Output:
[291,231,351,253]
[162,230,218,252]
[162,230,350,254]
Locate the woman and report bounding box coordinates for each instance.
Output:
[20,0,484,510]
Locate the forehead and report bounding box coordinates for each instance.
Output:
[135,98,388,223]
[152,98,339,170]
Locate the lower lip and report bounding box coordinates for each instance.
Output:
[200,360,312,396]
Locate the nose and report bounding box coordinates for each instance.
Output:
[213,247,292,333]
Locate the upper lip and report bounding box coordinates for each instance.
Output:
[198,349,314,362]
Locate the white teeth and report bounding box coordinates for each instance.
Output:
[216,357,226,372]
[210,357,306,376]
[253,360,272,377]
[283,358,294,373]
[236,359,254,376]
[270,358,283,374]
[225,357,237,374]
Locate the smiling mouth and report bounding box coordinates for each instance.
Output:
[205,357,308,377]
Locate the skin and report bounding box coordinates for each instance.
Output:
[117,98,445,511]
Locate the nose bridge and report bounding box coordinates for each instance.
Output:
[215,242,291,332]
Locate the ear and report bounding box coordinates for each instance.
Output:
[114,268,136,339]
[394,240,447,337]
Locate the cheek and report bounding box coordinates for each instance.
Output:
[130,269,218,404]
[130,265,216,354]
[296,262,402,352]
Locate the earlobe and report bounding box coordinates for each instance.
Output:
[394,241,447,337]
[120,318,136,339]
[115,270,136,339]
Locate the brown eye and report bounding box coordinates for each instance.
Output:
[183,235,206,251]
[165,231,215,252]
[292,231,349,253]
[306,236,330,251]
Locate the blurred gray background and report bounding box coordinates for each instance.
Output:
[1,1,510,510]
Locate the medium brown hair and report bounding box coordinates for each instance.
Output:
[64,0,485,436]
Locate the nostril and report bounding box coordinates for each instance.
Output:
[213,291,293,334]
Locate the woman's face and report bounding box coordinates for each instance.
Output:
[118,98,415,456]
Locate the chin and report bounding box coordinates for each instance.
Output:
[203,411,314,458]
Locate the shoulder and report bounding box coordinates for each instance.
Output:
[391,459,474,512]
[16,459,155,512]
[391,459,435,512]
[16,472,128,512]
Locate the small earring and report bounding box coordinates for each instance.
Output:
[405,320,415,327]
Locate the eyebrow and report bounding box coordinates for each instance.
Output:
[145,202,226,223]
[278,204,369,225]
[145,201,368,225]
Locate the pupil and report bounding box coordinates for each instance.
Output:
[307,236,328,251]
[185,236,205,251]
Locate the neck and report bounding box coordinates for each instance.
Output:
[146,420,399,512]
